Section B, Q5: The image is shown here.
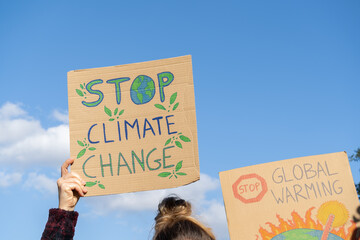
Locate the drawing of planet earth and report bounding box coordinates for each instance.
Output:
[271,228,343,240]
[130,75,155,104]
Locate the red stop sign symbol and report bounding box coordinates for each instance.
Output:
[232,173,267,204]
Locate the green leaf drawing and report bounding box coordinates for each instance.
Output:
[76,89,84,97]
[175,161,183,172]
[170,92,177,104]
[165,138,171,146]
[119,109,124,116]
[80,84,84,89]
[155,104,166,110]
[77,140,84,147]
[176,172,187,176]
[104,106,112,117]
[157,161,187,179]
[88,147,96,151]
[98,184,105,189]
[85,181,96,187]
[173,102,179,111]
[77,148,86,159]
[114,108,118,116]
[158,172,171,177]
[179,135,191,142]
[175,141,183,149]
[109,118,115,121]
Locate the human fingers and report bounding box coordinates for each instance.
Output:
[62,171,86,185]
[61,176,85,189]
[61,178,87,197]
[71,183,86,197]
[61,158,74,177]
[61,176,87,193]
[69,171,86,185]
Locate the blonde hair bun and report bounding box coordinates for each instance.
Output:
[153,195,216,240]
[158,196,192,218]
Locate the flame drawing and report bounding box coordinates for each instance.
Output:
[257,201,355,240]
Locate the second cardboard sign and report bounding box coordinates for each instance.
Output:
[220,152,359,240]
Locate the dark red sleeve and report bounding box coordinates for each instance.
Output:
[41,208,79,240]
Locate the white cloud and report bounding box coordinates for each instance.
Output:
[24,172,57,194]
[0,124,70,166]
[0,102,26,119]
[0,118,43,144]
[52,110,69,124]
[0,171,22,187]
[0,102,69,166]
[0,102,41,144]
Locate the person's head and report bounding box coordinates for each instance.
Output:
[153,196,216,240]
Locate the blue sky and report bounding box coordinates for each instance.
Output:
[0,0,359,239]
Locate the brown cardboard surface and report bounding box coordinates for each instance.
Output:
[68,55,200,196]
[219,152,359,240]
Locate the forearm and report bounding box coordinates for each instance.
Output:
[41,208,79,240]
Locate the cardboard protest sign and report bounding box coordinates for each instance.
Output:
[219,152,359,240]
[68,55,200,196]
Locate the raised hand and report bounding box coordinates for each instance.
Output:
[57,158,87,211]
